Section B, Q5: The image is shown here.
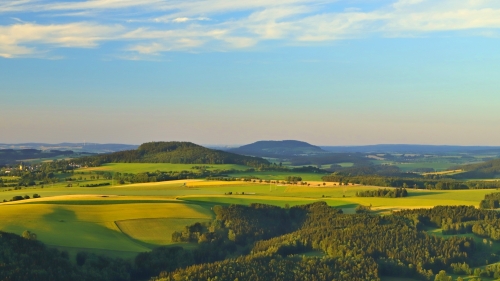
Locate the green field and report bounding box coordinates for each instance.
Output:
[1,168,500,261]
[81,163,251,173]
[116,218,212,245]
[226,171,326,181]
[0,197,213,258]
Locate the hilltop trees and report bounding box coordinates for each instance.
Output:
[74,142,269,168]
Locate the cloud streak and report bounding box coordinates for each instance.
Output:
[1,0,500,58]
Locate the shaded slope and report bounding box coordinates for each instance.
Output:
[229,140,328,157]
[77,141,269,167]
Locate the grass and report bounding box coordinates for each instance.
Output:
[423,169,464,176]
[1,177,499,259]
[80,163,250,173]
[227,171,326,181]
[0,199,213,256]
[180,195,353,208]
[116,218,212,245]
[0,176,20,180]
[19,200,180,205]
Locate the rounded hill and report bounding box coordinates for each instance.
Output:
[76,141,269,167]
[229,140,328,157]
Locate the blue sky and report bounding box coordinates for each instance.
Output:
[1,0,500,145]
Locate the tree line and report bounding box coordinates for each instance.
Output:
[322,174,500,190]
[356,188,408,198]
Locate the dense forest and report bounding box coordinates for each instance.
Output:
[480,192,500,209]
[356,188,408,198]
[74,142,269,168]
[5,203,500,280]
[156,203,492,281]
[0,230,131,281]
[452,158,500,179]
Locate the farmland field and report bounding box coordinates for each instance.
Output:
[226,170,326,181]
[116,217,212,245]
[81,163,251,173]
[0,195,213,258]
[1,173,499,260]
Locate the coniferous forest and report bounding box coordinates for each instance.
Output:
[3,201,500,281]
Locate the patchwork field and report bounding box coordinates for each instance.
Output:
[116,218,212,245]
[81,163,251,173]
[1,174,498,260]
[226,171,326,181]
[0,195,213,258]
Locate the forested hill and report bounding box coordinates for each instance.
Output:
[76,141,269,167]
[229,140,328,157]
[451,158,500,179]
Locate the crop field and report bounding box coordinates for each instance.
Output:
[116,218,212,245]
[1,173,499,260]
[81,163,250,173]
[423,169,464,176]
[0,196,213,258]
[226,171,326,181]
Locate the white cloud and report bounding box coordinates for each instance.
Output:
[172,17,190,23]
[385,8,500,32]
[0,22,123,58]
[3,0,500,58]
[171,17,210,23]
[392,0,427,9]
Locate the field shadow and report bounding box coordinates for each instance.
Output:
[335,203,358,209]
[114,218,209,251]
[39,207,151,253]
[41,206,78,222]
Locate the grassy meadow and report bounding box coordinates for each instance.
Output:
[226,171,326,181]
[82,163,250,173]
[1,162,499,260]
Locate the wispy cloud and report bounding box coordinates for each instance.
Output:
[0,22,123,58]
[1,0,500,59]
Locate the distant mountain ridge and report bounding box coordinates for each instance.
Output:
[0,143,138,153]
[321,144,500,154]
[77,141,269,167]
[228,140,328,157]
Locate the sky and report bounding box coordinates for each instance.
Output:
[1,0,500,146]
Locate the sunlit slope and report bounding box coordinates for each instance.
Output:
[82,163,250,173]
[0,197,213,253]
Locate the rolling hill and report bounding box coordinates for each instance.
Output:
[76,141,269,167]
[451,158,500,179]
[228,140,328,157]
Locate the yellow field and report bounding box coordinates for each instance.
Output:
[186,181,255,187]
[117,179,203,188]
[116,218,212,245]
[423,169,464,176]
[0,198,213,254]
[1,178,497,259]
